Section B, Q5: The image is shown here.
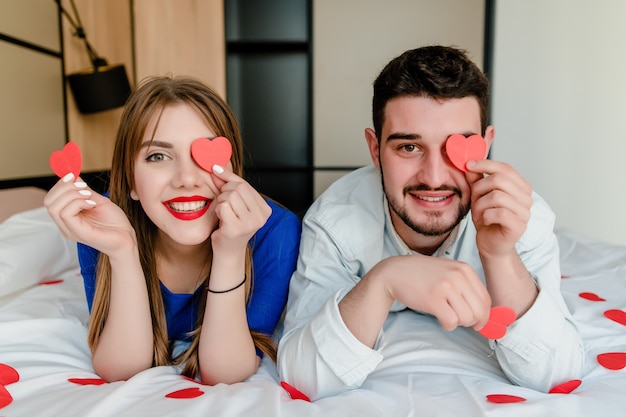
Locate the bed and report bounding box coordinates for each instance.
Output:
[1,190,626,417]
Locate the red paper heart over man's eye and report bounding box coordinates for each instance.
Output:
[50,141,82,178]
[445,134,487,172]
[191,137,233,173]
[478,306,516,340]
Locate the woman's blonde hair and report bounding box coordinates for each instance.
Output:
[87,75,276,378]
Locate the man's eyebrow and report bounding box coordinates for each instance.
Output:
[387,133,421,141]
[140,140,172,149]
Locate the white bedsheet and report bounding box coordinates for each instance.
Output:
[0,212,625,416]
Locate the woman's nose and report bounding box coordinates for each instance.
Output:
[173,157,203,188]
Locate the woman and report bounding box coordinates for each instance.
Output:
[44,76,301,384]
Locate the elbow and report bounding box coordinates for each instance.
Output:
[92,351,152,382]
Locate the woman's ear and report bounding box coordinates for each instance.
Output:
[130,189,139,201]
[365,128,381,169]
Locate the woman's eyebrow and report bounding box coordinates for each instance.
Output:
[140,140,172,149]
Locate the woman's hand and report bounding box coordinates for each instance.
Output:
[208,165,271,254]
[44,173,137,257]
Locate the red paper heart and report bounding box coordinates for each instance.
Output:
[478,306,516,339]
[549,379,582,394]
[445,134,486,172]
[486,394,526,404]
[190,137,232,173]
[280,381,311,402]
[597,352,626,370]
[0,384,12,410]
[50,142,82,178]
[0,364,19,385]
[39,279,64,286]
[165,387,205,399]
[604,309,626,326]
[579,292,606,302]
[68,377,106,386]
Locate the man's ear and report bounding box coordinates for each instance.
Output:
[365,127,381,169]
[484,125,495,157]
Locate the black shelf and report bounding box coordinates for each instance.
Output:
[225,0,312,217]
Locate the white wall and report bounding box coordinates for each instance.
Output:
[313,0,485,196]
[491,0,626,246]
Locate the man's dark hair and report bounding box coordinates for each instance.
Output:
[372,45,489,140]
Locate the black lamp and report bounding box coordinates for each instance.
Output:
[56,0,131,114]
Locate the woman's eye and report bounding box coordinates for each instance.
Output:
[146,153,168,162]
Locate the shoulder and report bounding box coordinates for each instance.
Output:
[301,166,385,254]
[251,198,302,251]
[518,191,557,250]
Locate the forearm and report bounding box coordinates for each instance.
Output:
[481,251,538,317]
[92,247,154,381]
[339,265,394,348]
[198,250,259,385]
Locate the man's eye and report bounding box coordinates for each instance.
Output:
[402,144,417,152]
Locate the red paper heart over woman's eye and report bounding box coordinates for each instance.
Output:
[50,141,82,178]
[191,137,233,173]
[478,306,516,340]
[445,134,486,172]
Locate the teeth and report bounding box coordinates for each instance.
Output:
[168,201,207,212]
[418,195,448,202]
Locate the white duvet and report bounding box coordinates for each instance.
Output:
[1,208,625,416]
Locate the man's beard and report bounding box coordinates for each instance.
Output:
[385,182,470,237]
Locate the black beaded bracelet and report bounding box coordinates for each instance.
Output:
[206,277,246,294]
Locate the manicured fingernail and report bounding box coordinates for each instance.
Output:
[74,181,87,188]
[62,173,75,183]
[85,199,96,206]
[212,164,224,174]
[79,190,91,196]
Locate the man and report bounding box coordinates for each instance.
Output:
[277,45,583,401]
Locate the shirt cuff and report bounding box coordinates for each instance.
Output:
[311,291,384,387]
[494,287,567,360]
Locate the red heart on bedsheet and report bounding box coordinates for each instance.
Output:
[68,377,106,386]
[604,309,626,326]
[579,292,606,302]
[478,306,516,340]
[486,394,526,404]
[549,379,582,394]
[50,141,82,179]
[0,384,12,409]
[281,381,311,402]
[165,387,205,399]
[40,279,64,286]
[445,134,487,172]
[191,137,232,173]
[0,364,19,385]
[597,352,626,370]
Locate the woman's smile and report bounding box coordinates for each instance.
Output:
[163,196,211,220]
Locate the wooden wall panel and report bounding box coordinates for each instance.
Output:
[61,0,134,172]
[133,0,226,97]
